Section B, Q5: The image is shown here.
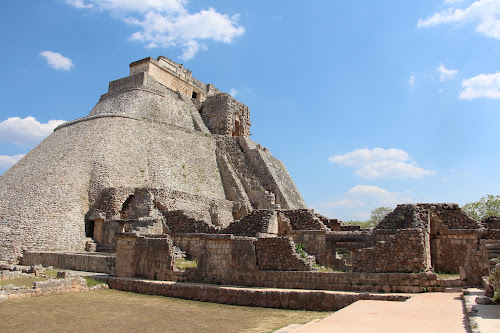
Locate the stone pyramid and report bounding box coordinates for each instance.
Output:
[0,56,306,262]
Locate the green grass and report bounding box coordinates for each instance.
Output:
[436,272,460,280]
[0,289,329,333]
[0,277,44,288]
[313,265,334,272]
[174,259,198,271]
[83,277,107,288]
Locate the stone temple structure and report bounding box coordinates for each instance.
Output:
[0,56,305,262]
[1,56,499,310]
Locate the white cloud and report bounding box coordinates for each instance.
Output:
[418,0,500,40]
[317,185,412,221]
[229,88,238,97]
[39,51,74,71]
[329,148,436,179]
[66,0,244,60]
[438,63,458,81]
[65,0,94,9]
[0,154,25,171]
[410,74,416,86]
[0,117,66,146]
[444,0,464,4]
[459,71,500,99]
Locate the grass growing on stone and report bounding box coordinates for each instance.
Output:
[0,289,329,333]
[437,273,460,280]
[174,258,198,271]
[82,276,106,288]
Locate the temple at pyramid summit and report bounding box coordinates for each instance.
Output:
[1,56,499,310]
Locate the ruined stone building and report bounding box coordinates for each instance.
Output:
[1,57,499,303]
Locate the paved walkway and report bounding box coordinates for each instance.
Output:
[293,292,470,333]
[464,288,500,333]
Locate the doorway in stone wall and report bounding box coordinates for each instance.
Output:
[232,120,241,136]
[429,212,440,272]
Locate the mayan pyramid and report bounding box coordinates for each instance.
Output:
[0,56,306,262]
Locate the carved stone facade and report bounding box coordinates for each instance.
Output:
[201,93,251,137]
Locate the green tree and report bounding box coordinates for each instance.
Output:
[462,195,500,220]
[367,206,393,227]
[343,206,393,228]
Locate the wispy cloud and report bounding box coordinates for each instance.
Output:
[66,0,245,60]
[459,71,500,99]
[0,154,25,171]
[40,51,74,71]
[438,63,458,81]
[410,74,416,87]
[316,185,411,221]
[329,148,436,179]
[418,0,500,40]
[65,0,94,9]
[229,88,238,97]
[0,116,66,146]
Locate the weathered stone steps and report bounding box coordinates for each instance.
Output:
[107,277,411,311]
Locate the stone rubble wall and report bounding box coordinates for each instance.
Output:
[221,210,276,237]
[482,216,500,230]
[352,229,431,273]
[190,270,444,293]
[21,251,115,274]
[107,277,410,311]
[377,203,482,230]
[254,237,313,271]
[279,209,329,231]
[0,278,89,302]
[163,210,219,234]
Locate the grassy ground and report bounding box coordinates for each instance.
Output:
[0,269,64,288]
[0,289,329,333]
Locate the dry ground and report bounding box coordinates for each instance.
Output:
[0,289,329,333]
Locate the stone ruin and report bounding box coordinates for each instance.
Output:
[1,56,499,303]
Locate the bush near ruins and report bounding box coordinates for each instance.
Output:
[462,194,500,220]
[344,206,393,228]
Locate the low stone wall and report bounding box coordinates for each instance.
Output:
[352,229,430,273]
[115,234,176,280]
[255,237,313,271]
[197,235,257,272]
[191,269,442,293]
[0,278,88,302]
[21,251,115,274]
[107,277,410,311]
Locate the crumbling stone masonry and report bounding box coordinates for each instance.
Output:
[2,56,499,309]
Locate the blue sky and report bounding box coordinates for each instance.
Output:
[1,0,500,221]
